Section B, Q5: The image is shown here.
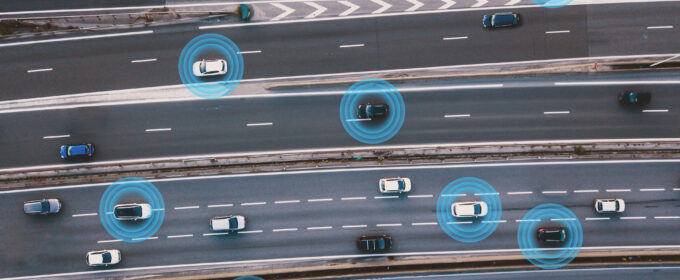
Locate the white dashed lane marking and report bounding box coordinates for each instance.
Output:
[275,200,300,204]
[241,202,267,206]
[585,217,610,221]
[43,134,70,139]
[621,216,646,220]
[507,191,532,195]
[131,58,157,63]
[574,189,599,193]
[407,194,433,198]
[377,223,402,227]
[167,234,193,239]
[27,68,53,73]
[174,205,199,210]
[341,196,366,200]
[273,228,298,232]
[374,196,399,199]
[307,226,333,230]
[72,213,97,217]
[606,189,631,192]
[442,36,468,40]
[207,204,233,208]
[308,198,333,202]
[412,222,438,226]
[238,230,263,234]
[203,232,229,236]
[640,188,665,192]
[342,224,367,228]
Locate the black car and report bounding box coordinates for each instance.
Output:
[538,227,566,243]
[619,91,651,105]
[357,234,392,252]
[357,103,389,119]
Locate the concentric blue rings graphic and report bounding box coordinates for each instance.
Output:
[532,0,574,8]
[99,177,165,243]
[178,33,245,99]
[435,177,502,243]
[339,78,405,144]
[517,203,583,269]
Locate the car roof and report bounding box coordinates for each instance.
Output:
[69,144,88,155]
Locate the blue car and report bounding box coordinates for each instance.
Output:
[483,12,520,28]
[60,143,94,159]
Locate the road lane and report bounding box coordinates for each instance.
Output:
[1,160,679,278]
[2,2,679,100]
[2,80,679,169]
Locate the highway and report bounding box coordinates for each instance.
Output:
[1,160,679,278]
[1,1,679,99]
[1,74,678,169]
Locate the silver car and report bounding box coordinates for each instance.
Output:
[113,203,152,221]
[23,198,61,215]
[210,215,246,231]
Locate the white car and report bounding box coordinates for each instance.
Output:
[192,59,228,77]
[86,249,121,266]
[379,177,412,193]
[113,203,152,221]
[594,199,625,213]
[210,215,246,231]
[451,201,488,218]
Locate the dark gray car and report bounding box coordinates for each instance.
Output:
[24,198,61,215]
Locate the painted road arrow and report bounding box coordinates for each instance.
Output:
[439,0,456,9]
[505,0,521,5]
[271,3,295,21]
[304,2,327,18]
[472,0,488,7]
[405,0,424,11]
[338,1,360,16]
[371,0,392,14]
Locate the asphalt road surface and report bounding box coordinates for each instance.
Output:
[1,160,679,278]
[1,75,678,169]
[1,2,678,99]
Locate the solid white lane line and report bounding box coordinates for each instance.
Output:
[447,221,472,224]
[474,192,499,196]
[374,196,399,199]
[543,111,570,115]
[132,236,158,241]
[550,218,576,221]
[238,230,263,234]
[339,43,365,48]
[27,68,53,73]
[640,188,665,192]
[0,30,153,48]
[482,220,507,223]
[308,198,333,202]
[545,30,570,34]
[246,122,273,127]
[507,191,532,195]
[145,128,171,132]
[642,109,669,113]
[174,205,199,210]
[275,200,300,204]
[542,190,567,194]
[606,189,631,192]
[444,114,470,118]
[412,222,438,226]
[72,213,97,217]
[203,232,229,236]
[207,204,233,208]
[621,216,646,220]
[574,189,599,193]
[647,25,673,29]
[586,217,610,221]
[307,226,333,230]
[408,194,433,198]
[273,228,298,232]
[241,202,267,206]
[443,36,468,40]
[43,134,70,139]
[168,234,193,239]
[654,216,680,219]
[97,239,122,243]
[131,58,157,63]
[556,80,680,86]
[341,196,366,200]
[237,50,262,54]
[377,223,402,227]
[342,224,367,228]
[516,219,541,222]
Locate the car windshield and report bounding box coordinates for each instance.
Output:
[377,238,385,249]
[397,180,405,190]
[41,201,50,211]
[474,204,482,214]
[115,206,141,217]
[229,217,238,228]
[615,201,620,208]
[102,252,111,263]
[597,202,602,210]
[200,61,206,73]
